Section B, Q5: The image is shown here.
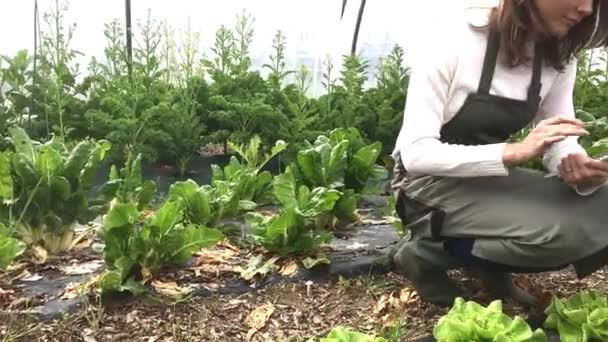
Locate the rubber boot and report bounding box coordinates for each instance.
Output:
[391,237,471,306]
[476,270,538,307]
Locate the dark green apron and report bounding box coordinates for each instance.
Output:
[392,29,608,279]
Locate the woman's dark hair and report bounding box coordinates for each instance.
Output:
[490,0,608,71]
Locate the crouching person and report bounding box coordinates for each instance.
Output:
[390,0,608,306]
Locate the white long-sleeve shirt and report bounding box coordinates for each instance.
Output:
[392,0,598,194]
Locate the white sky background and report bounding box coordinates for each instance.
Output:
[0,0,458,95]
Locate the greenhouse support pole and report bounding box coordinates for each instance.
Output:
[125,0,133,79]
[351,0,367,55]
[31,0,42,132]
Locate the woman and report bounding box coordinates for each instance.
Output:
[391,0,608,307]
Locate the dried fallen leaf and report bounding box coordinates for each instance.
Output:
[30,245,48,265]
[126,309,139,324]
[6,262,27,274]
[279,260,299,277]
[81,328,97,342]
[237,255,280,281]
[194,248,240,265]
[151,280,193,299]
[374,291,402,317]
[20,272,43,282]
[0,288,14,296]
[61,282,83,300]
[217,239,241,252]
[245,303,275,341]
[60,260,104,275]
[301,255,331,269]
[69,230,93,251]
[61,274,102,299]
[399,287,419,304]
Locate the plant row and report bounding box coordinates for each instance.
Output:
[0,1,408,177]
[0,125,388,294]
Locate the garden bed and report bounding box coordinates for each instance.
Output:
[3,264,606,341]
[2,195,608,341]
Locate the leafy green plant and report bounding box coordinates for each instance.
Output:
[544,291,608,342]
[168,175,257,233]
[0,222,25,270]
[433,297,547,342]
[1,127,111,254]
[247,166,338,255]
[211,135,286,207]
[99,198,223,294]
[293,128,387,226]
[167,180,220,228]
[97,152,156,211]
[319,326,387,342]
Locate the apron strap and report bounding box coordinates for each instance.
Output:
[477,30,543,110]
[527,43,543,110]
[477,30,501,95]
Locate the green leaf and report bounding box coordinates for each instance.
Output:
[171,225,224,264]
[0,152,13,200]
[333,190,357,222]
[348,142,382,189]
[125,153,144,192]
[273,166,298,208]
[104,202,140,230]
[169,181,211,224]
[544,291,608,342]
[435,297,547,342]
[0,234,25,270]
[109,164,119,181]
[326,140,348,187]
[297,148,324,186]
[586,138,608,157]
[264,208,299,248]
[97,179,123,201]
[63,140,94,181]
[576,109,595,122]
[136,181,156,209]
[149,199,184,235]
[9,127,36,163]
[300,187,341,217]
[238,200,257,211]
[12,153,38,187]
[99,270,124,293]
[50,176,71,201]
[78,140,111,190]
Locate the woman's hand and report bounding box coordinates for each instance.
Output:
[502,117,588,166]
[558,153,608,191]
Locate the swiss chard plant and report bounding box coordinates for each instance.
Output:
[544,291,608,342]
[247,166,339,255]
[433,297,547,342]
[293,128,387,226]
[97,152,157,211]
[211,135,286,208]
[168,178,256,233]
[99,198,223,294]
[1,127,111,254]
